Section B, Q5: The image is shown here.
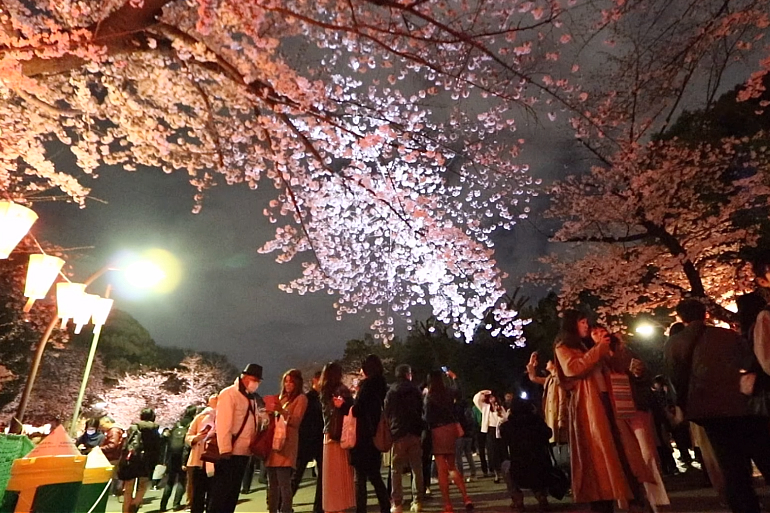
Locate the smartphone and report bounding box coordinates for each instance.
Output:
[441,366,448,372]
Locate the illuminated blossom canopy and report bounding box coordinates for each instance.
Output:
[535,0,770,324]
[1,0,769,339]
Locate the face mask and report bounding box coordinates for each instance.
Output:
[86,428,96,435]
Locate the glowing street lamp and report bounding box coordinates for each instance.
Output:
[56,282,87,328]
[13,251,179,433]
[23,254,64,313]
[124,260,166,289]
[0,201,38,259]
[91,297,114,335]
[635,322,656,338]
[73,293,100,335]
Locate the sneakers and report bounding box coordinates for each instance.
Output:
[410,503,423,513]
[425,487,432,495]
[465,476,473,483]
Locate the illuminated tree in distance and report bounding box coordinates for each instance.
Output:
[1,0,768,340]
[101,355,226,427]
[537,1,770,323]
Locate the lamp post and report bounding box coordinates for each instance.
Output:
[11,265,115,434]
[69,290,113,437]
[11,256,169,434]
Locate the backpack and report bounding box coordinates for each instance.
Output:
[168,424,187,453]
[117,426,145,481]
[124,426,144,458]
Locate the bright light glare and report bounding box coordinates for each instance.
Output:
[124,261,166,288]
[519,391,528,400]
[114,248,182,297]
[635,323,656,337]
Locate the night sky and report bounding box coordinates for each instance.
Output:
[32,128,569,394]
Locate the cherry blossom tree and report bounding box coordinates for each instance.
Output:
[100,354,228,427]
[2,0,769,341]
[0,343,107,426]
[541,136,770,323]
[531,0,770,324]
[0,0,578,342]
[539,69,770,324]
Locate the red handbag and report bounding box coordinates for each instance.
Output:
[250,416,275,460]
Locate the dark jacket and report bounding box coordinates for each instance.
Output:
[499,398,552,490]
[666,321,750,422]
[351,374,387,469]
[122,420,162,479]
[298,388,324,460]
[384,379,424,440]
[424,392,456,429]
[322,384,352,440]
[76,430,104,454]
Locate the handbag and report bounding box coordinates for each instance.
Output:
[272,414,287,452]
[747,371,770,417]
[250,416,276,459]
[373,411,392,452]
[202,397,254,463]
[547,446,570,500]
[340,409,357,449]
[151,464,167,481]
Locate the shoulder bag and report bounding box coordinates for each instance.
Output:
[373,410,392,452]
[340,409,357,449]
[251,415,276,459]
[202,398,253,463]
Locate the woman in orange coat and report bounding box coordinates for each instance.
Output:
[554,310,653,513]
[266,369,308,513]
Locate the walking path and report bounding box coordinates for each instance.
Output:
[105,466,751,513]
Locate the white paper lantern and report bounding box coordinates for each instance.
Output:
[0,201,38,259]
[56,282,86,328]
[23,254,64,312]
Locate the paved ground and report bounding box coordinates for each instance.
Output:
[104,464,755,513]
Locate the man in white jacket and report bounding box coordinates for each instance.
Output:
[208,364,263,513]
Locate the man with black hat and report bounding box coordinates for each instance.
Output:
[208,363,264,513]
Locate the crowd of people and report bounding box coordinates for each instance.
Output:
[66,252,770,513]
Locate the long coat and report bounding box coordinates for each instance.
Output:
[267,393,308,469]
[542,375,569,444]
[555,340,654,506]
[350,374,387,470]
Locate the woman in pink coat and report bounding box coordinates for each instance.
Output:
[554,310,653,513]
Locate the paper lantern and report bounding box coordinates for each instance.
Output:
[56,282,86,328]
[73,293,100,334]
[91,297,114,335]
[23,254,65,312]
[0,201,38,259]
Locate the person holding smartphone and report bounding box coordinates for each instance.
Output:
[472,389,508,483]
[320,362,355,513]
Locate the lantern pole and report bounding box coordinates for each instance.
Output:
[11,265,115,435]
[69,285,112,437]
